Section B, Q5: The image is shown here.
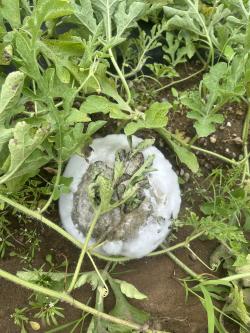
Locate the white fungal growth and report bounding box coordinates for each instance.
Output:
[59,135,181,258]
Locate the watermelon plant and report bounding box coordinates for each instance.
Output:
[0,1,250,332]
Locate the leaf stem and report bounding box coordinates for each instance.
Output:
[0,193,82,249]
[149,231,204,257]
[242,103,250,182]
[165,251,200,279]
[109,49,132,105]
[156,128,242,166]
[155,65,206,93]
[67,208,101,293]
[0,268,153,332]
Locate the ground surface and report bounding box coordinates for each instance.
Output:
[0,62,248,333]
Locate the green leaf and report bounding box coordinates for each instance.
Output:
[52,176,72,200]
[75,271,99,290]
[0,0,21,28]
[0,122,49,186]
[66,108,91,124]
[115,2,146,38]
[0,71,25,126]
[124,101,170,135]
[114,279,148,300]
[0,44,13,65]
[81,95,121,115]
[73,0,97,34]
[145,101,170,127]
[15,31,42,83]
[200,285,215,333]
[108,278,149,333]
[223,284,250,325]
[189,112,224,138]
[171,141,199,173]
[29,0,73,30]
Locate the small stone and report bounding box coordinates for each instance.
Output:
[209,135,217,144]
[236,109,244,116]
[233,137,243,145]
[180,169,185,176]
[159,139,164,148]
[205,163,210,169]
[219,125,225,130]
[232,152,237,158]
[228,106,233,111]
[225,148,230,153]
[226,121,232,127]
[184,173,190,182]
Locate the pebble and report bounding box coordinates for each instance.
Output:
[236,109,244,116]
[180,169,185,176]
[225,148,230,153]
[219,125,225,130]
[184,173,190,182]
[159,139,164,148]
[231,152,237,158]
[226,121,232,127]
[233,137,243,145]
[209,135,217,143]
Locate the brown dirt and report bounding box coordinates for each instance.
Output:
[0,61,247,333]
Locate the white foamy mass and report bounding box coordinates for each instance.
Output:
[59,134,181,258]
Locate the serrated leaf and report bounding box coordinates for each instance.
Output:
[115,279,148,300]
[1,0,21,29]
[115,2,146,38]
[0,122,49,186]
[52,176,72,200]
[81,95,121,115]
[15,32,42,83]
[66,108,91,124]
[75,271,99,290]
[73,0,97,34]
[223,284,250,325]
[124,102,170,135]
[29,0,73,32]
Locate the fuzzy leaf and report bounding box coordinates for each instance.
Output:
[29,0,73,32]
[171,141,199,173]
[0,44,13,65]
[73,0,97,34]
[81,95,121,115]
[115,2,146,38]
[108,279,149,333]
[223,284,250,325]
[124,102,170,135]
[114,279,148,300]
[0,122,49,185]
[0,0,21,28]
[0,71,25,126]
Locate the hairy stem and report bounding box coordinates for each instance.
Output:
[109,49,132,105]
[0,193,82,248]
[0,268,159,332]
[155,65,206,93]
[242,103,250,182]
[156,128,241,166]
[67,208,101,293]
